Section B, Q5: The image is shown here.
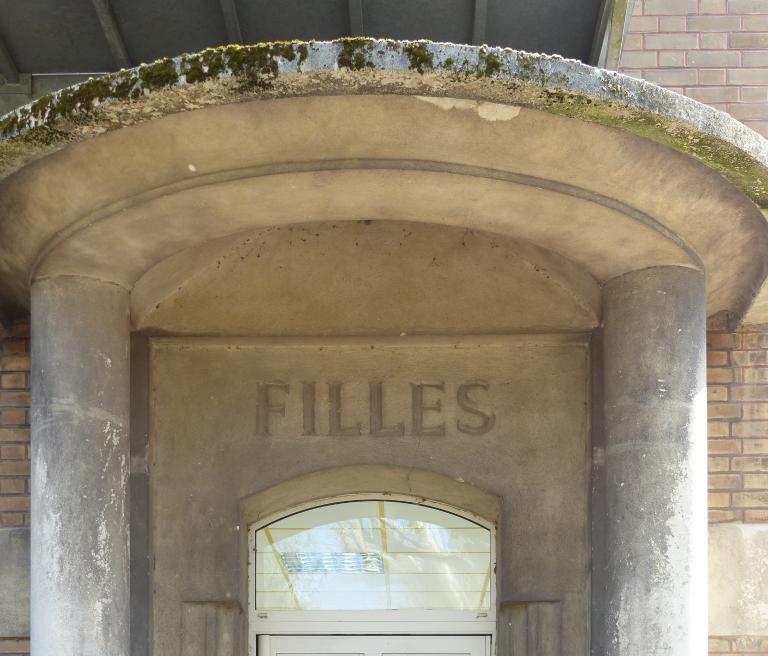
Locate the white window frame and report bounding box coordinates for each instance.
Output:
[248,494,497,654]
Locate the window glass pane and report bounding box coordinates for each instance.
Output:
[255,500,491,611]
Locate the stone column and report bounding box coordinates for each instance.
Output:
[30,276,130,656]
[600,266,707,656]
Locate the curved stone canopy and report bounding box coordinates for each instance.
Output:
[1,40,768,328]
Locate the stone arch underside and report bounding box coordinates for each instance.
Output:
[130,220,603,335]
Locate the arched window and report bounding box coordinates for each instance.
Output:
[249,498,496,637]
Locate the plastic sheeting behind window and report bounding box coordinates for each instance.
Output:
[255,500,492,611]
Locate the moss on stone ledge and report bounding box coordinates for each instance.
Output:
[403,41,434,73]
[0,41,315,139]
[2,38,768,209]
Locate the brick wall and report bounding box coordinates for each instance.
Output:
[707,324,768,524]
[0,320,30,656]
[0,321,30,529]
[710,637,768,654]
[620,0,768,138]
[706,324,768,656]
[618,4,768,651]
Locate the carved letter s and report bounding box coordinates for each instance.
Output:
[457,381,496,435]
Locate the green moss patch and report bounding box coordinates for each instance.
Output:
[337,37,374,70]
[403,41,434,73]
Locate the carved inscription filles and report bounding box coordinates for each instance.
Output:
[255,380,496,437]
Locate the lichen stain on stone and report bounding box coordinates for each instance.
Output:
[1,39,768,209]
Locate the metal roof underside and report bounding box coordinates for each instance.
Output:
[0,0,615,82]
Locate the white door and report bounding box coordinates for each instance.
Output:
[259,635,491,656]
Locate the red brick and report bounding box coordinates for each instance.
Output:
[0,444,25,460]
[689,14,741,30]
[0,638,30,654]
[742,87,768,102]
[0,373,26,389]
[709,492,731,507]
[688,86,741,103]
[732,637,768,651]
[0,512,24,527]
[0,479,25,494]
[733,491,768,507]
[733,421,768,437]
[0,462,30,476]
[708,313,732,330]
[0,391,30,407]
[1,339,26,354]
[743,14,768,29]
[708,367,735,383]
[709,509,741,522]
[745,509,768,521]
[659,51,685,67]
[700,0,726,11]
[709,439,741,453]
[709,637,731,653]
[732,456,768,470]
[732,350,768,365]
[709,473,742,489]
[698,68,727,86]
[708,351,730,366]
[708,402,741,419]
[644,0,698,13]
[0,355,30,372]
[730,31,768,49]
[0,496,29,512]
[629,16,659,32]
[643,68,699,85]
[708,421,732,437]
[742,368,768,384]
[0,428,29,442]
[0,408,26,425]
[744,438,768,454]
[7,322,29,338]
[623,33,643,50]
[740,333,768,349]
[621,50,658,67]
[709,456,732,471]
[732,385,768,401]
[659,16,686,31]
[708,385,729,401]
[744,473,768,488]
[742,403,768,420]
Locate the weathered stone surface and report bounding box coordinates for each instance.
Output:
[710,523,768,635]
[2,40,766,206]
[498,601,561,656]
[0,89,762,326]
[149,335,590,655]
[180,602,241,656]
[600,266,707,655]
[133,221,601,335]
[0,527,29,637]
[0,41,766,325]
[31,277,130,656]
